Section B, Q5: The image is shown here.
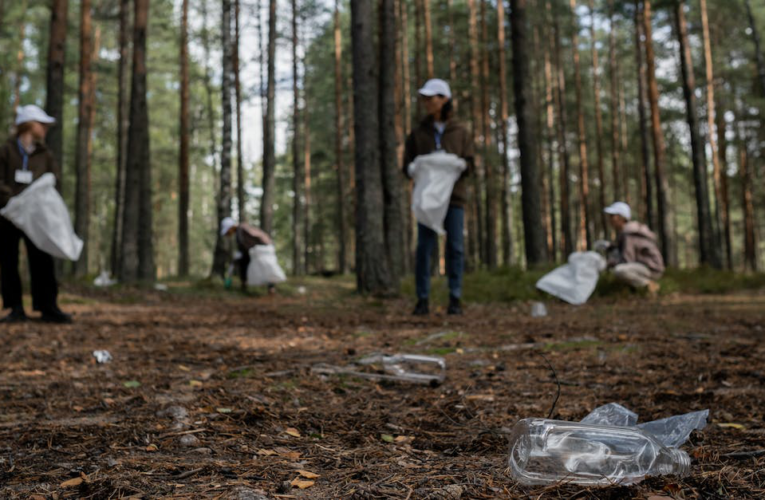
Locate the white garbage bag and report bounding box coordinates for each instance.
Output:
[246,244,287,286]
[0,173,83,261]
[408,152,466,235]
[536,251,606,305]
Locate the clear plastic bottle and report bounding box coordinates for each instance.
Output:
[508,418,691,486]
[357,354,446,385]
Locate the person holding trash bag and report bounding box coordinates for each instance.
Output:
[0,105,71,324]
[403,79,474,316]
[603,202,664,294]
[220,217,277,294]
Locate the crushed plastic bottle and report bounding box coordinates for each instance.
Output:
[508,418,691,486]
[531,302,548,318]
[357,354,446,385]
[92,350,113,364]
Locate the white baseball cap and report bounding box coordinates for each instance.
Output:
[220,217,237,236]
[418,79,452,99]
[15,105,56,126]
[604,201,631,220]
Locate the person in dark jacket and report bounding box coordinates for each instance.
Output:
[220,217,276,294]
[403,79,474,316]
[0,105,71,324]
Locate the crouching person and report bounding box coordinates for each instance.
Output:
[604,202,664,294]
[220,217,276,294]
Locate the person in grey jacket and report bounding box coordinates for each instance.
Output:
[604,202,665,294]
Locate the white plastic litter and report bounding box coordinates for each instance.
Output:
[535,251,607,305]
[0,173,83,261]
[246,244,287,286]
[408,152,466,235]
[94,271,117,287]
[531,302,548,318]
[154,283,168,291]
[92,350,112,364]
[312,353,446,386]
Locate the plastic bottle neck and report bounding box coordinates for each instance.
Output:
[669,449,691,477]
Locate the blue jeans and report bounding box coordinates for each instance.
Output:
[415,206,464,300]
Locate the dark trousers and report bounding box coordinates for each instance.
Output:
[0,217,58,311]
[415,206,465,300]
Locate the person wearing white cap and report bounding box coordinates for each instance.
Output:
[0,105,71,323]
[220,217,275,293]
[403,79,474,316]
[603,201,665,293]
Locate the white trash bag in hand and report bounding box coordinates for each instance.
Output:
[408,152,466,235]
[246,244,287,286]
[0,173,83,261]
[536,251,606,305]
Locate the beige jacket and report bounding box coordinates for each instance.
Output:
[615,221,665,275]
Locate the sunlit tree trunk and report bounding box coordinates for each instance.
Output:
[178,0,190,277]
[634,0,653,228]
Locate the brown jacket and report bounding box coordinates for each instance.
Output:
[0,137,59,209]
[616,221,665,275]
[236,223,272,251]
[403,117,474,208]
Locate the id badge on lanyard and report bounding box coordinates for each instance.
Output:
[15,139,33,185]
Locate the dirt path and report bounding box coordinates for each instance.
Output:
[1,286,764,499]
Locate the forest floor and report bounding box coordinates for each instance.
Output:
[1,275,764,499]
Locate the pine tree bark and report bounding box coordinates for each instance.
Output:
[414,0,423,87]
[178,0,190,277]
[111,0,129,275]
[739,135,757,271]
[304,89,313,273]
[498,0,513,266]
[201,0,219,175]
[482,0,497,268]
[588,0,607,237]
[121,0,154,282]
[380,0,405,283]
[675,0,719,268]
[634,0,653,228]
[467,0,485,266]
[643,0,672,264]
[716,97,733,270]
[292,0,304,275]
[745,0,765,96]
[45,0,68,169]
[700,0,725,263]
[212,0,233,278]
[512,0,547,266]
[423,0,434,80]
[351,0,393,294]
[235,0,246,222]
[261,0,277,233]
[401,0,412,134]
[570,0,591,250]
[73,0,93,277]
[447,0,457,106]
[553,13,573,257]
[607,0,621,202]
[543,12,558,261]
[334,0,348,274]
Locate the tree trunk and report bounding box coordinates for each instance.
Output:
[414,0,423,87]
[607,0,621,202]
[634,0,653,228]
[261,0,277,233]
[212,0,233,278]
[745,0,765,96]
[178,0,190,277]
[201,0,219,177]
[700,0,725,264]
[467,0,485,266]
[111,0,129,275]
[334,0,348,274]
[45,0,68,169]
[73,0,93,277]
[380,0,404,284]
[447,0,457,107]
[570,0,591,251]
[512,0,547,266]
[482,0,497,268]
[675,0,719,268]
[717,97,733,270]
[543,10,557,261]
[13,0,28,117]
[423,0,434,80]
[401,0,412,134]
[292,0,304,276]
[304,89,313,273]
[395,0,410,273]
[739,134,757,271]
[553,13,573,257]
[235,0,246,222]
[588,0,607,238]
[643,0,672,264]
[121,0,153,283]
[532,26,551,257]
[351,0,393,294]
[498,0,513,266]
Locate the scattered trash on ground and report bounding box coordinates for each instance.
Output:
[536,251,606,305]
[313,354,446,386]
[508,403,708,486]
[531,302,548,318]
[92,350,112,364]
[93,271,117,287]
